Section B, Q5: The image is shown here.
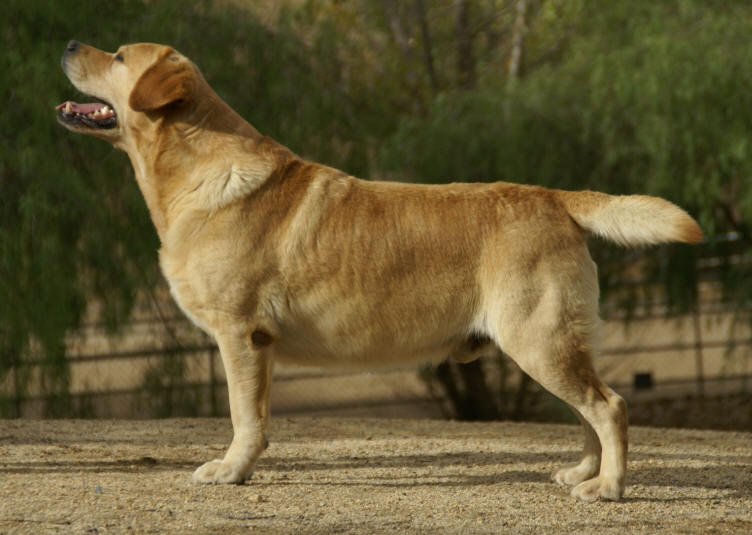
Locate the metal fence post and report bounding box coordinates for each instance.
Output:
[692,306,705,398]
[208,347,218,416]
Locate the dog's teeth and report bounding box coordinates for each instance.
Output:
[64,102,72,113]
[100,106,109,113]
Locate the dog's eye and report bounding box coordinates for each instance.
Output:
[114,52,124,62]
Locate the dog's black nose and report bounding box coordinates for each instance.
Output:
[65,40,79,54]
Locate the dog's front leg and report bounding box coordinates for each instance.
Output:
[193,326,272,484]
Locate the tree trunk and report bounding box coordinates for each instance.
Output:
[382,0,412,61]
[415,0,439,92]
[435,360,501,421]
[507,0,527,80]
[512,372,531,420]
[454,0,476,90]
[459,360,500,420]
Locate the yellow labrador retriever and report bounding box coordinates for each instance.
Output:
[56,41,702,501]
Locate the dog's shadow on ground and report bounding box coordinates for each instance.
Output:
[3,441,749,499]
[259,450,555,487]
[0,456,194,475]
[257,451,752,497]
[626,466,752,499]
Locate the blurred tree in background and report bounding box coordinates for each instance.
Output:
[1,0,750,418]
[1,0,382,416]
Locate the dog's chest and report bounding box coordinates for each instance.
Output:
[166,277,213,336]
[159,251,214,334]
[169,279,212,333]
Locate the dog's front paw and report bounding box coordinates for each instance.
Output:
[570,475,623,502]
[192,459,252,484]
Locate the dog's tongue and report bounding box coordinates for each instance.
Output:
[55,101,103,114]
[56,101,116,122]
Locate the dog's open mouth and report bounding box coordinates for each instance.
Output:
[56,99,117,129]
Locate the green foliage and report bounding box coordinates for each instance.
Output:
[381,0,752,205]
[2,0,750,417]
[377,0,751,314]
[0,0,380,416]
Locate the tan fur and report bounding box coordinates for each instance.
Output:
[58,42,702,501]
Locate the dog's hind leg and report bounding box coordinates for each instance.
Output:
[488,251,627,501]
[503,318,627,500]
[193,324,272,484]
[505,328,627,501]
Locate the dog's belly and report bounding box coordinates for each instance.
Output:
[274,320,457,368]
[269,308,484,369]
[267,273,485,369]
[272,332,455,369]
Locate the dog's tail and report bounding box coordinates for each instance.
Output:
[556,190,703,247]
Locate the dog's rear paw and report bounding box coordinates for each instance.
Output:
[570,476,623,502]
[553,457,600,487]
[192,459,252,484]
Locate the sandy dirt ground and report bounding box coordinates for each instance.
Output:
[1,418,750,534]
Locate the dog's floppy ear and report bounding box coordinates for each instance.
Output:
[129,52,194,112]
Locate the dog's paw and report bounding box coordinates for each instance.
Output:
[192,459,252,484]
[570,476,623,502]
[553,458,599,487]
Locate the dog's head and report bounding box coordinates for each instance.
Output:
[56,41,198,145]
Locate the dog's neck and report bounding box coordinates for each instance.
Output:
[119,92,293,244]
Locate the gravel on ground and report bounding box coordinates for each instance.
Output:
[1,418,750,534]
